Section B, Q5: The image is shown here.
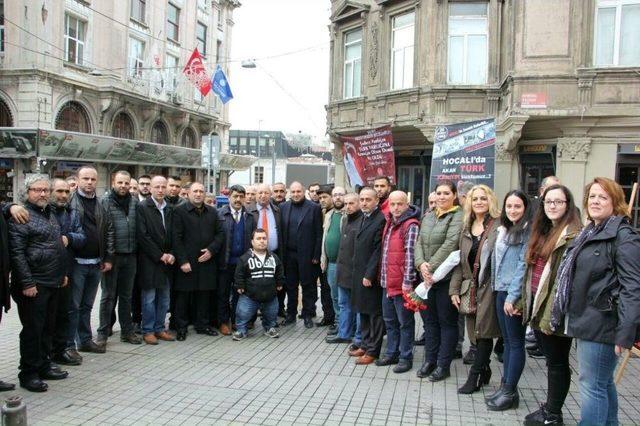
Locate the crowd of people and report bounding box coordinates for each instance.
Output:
[0,168,638,426]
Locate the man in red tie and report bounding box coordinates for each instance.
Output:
[247,184,285,316]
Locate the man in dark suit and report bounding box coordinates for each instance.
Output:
[280,181,323,328]
[136,176,176,345]
[217,185,255,334]
[247,184,285,316]
[350,187,386,365]
[172,182,224,341]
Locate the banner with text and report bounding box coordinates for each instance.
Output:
[340,126,396,188]
[430,119,496,191]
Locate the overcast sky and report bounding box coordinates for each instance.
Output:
[228,0,331,145]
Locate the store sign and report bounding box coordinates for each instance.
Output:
[430,119,496,191]
[340,125,397,187]
[521,144,553,154]
[618,144,640,154]
[521,93,547,109]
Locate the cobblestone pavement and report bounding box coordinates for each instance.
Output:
[0,291,638,425]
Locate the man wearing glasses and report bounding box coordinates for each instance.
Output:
[8,176,69,392]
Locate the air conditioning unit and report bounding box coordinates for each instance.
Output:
[172,93,183,105]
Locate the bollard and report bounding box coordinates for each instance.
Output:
[1,395,27,426]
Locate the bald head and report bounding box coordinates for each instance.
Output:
[389,190,410,219]
[289,181,305,203]
[344,193,360,215]
[150,176,167,202]
[332,186,346,210]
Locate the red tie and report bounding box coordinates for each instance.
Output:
[261,208,269,238]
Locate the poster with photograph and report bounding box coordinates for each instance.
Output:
[430,119,496,191]
[340,125,396,187]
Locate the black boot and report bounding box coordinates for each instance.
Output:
[457,372,481,394]
[486,384,519,411]
[485,382,504,403]
[416,361,436,378]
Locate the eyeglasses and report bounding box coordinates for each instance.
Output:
[29,188,50,194]
[544,200,567,207]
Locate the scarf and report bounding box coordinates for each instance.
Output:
[550,216,615,332]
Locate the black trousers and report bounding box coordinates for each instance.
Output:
[421,280,458,369]
[319,272,334,322]
[284,251,318,319]
[174,290,211,332]
[132,274,142,325]
[360,312,385,357]
[470,338,494,374]
[216,268,234,325]
[13,285,60,381]
[536,330,573,414]
[52,283,72,355]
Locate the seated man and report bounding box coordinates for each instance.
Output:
[232,229,285,341]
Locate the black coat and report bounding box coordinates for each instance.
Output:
[566,216,640,348]
[0,203,12,321]
[8,202,67,290]
[351,208,385,315]
[281,199,323,283]
[136,198,174,290]
[217,205,255,269]
[173,202,224,291]
[336,210,362,290]
[247,202,284,256]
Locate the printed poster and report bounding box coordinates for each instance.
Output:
[340,125,396,187]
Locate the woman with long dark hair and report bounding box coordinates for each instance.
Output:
[551,177,640,425]
[450,185,501,394]
[521,184,582,425]
[486,189,532,411]
[414,180,463,382]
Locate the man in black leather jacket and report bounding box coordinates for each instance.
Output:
[8,175,69,392]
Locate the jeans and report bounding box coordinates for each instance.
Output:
[98,254,137,338]
[382,294,414,361]
[326,263,340,321]
[13,285,60,381]
[337,286,361,345]
[576,339,619,425]
[68,263,101,347]
[536,331,572,415]
[141,287,170,335]
[236,295,278,334]
[421,280,458,368]
[495,291,526,387]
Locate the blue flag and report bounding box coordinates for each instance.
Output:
[211,65,233,104]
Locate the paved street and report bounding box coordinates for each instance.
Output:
[0,293,638,426]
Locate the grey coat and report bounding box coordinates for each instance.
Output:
[102,191,138,254]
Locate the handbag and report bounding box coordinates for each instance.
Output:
[459,219,494,315]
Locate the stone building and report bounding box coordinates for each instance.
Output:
[0,0,247,199]
[327,0,640,227]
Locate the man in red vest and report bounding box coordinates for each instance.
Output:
[377,191,420,373]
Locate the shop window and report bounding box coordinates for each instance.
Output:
[0,99,12,126]
[112,112,134,139]
[150,121,168,144]
[617,162,640,229]
[448,3,488,85]
[55,101,91,133]
[181,127,197,149]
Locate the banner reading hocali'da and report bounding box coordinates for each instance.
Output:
[340,125,397,188]
[430,119,496,191]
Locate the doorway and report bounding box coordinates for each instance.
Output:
[397,165,426,213]
[617,162,640,229]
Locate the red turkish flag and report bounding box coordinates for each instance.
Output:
[182,48,211,96]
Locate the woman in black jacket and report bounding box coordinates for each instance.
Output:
[551,177,640,426]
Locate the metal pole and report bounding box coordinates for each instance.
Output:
[271,137,276,184]
[207,134,213,193]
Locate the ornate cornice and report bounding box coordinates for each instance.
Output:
[557,137,591,161]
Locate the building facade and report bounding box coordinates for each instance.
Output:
[0,0,244,199]
[327,0,640,226]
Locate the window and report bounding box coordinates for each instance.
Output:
[181,128,197,148]
[112,112,135,139]
[259,136,271,156]
[166,54,179,92]
[167,3,180,42]
[343,28,362,99]
[447,3,488,85]
[55,102,91,134]
[196,22,207,56]
[64,14,86,65]
[391,12,415,90]
[217,7,224,29]
[130,0,146,23]
[229,137,238,154]
[254,166,264,184]
[150,121,168,144]
[0,99,13,127]
[128,38,145,77]
[1,0,5,54]
[216,41,223,63]
[594,0,640,66]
